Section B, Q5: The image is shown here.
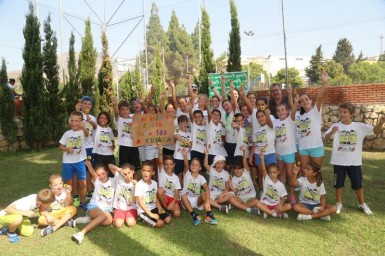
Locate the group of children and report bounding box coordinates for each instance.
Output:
[1,71,384,244]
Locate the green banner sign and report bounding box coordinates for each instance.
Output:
[208,71,248,98]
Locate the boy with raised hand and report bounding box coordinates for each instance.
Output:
[324,103,385,215]
[0,189,55,243]
[59,111,89,211]
[39,174,77,237]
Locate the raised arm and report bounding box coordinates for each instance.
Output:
[315,70,328,111]
[241,145,250,172]
[182,148,190,175]
[203,148,211,172]
[229,82,238,112]
[239,84,253,114]
[259,153,267,178]
[112,97,119,122]
[373,116,385,134]
[221,75,226,100]
[186,74,194,101]
[169,80,177,110]
[290,94,300,121]
[265,109,273,128]
[324,125,339,141]
[157,143,164,172]
[210,77,222,102]
[290,165,300,187]
[159,91,167,113]
[108,163,121,176]
[85,159,97,182]
[286,85,293,109]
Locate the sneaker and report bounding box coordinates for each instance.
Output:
[75,216,90,224]
[358,203,373,215]
[294,186,301,192]
[263,213,268,219]
[290,195,297,205]
[73,197,80,207]
[0,226,8,235]
[7,233,20,243]
[205,216,218,225]
[192,215,201,226]
[220,205,229,214]
[276,212,289,220]
[79,202,88,211]
[313,207,321,213]
[41,226,54,237]
[320,215,331,221]
[228,204,232,210]
[336,202,342,214]
[250,208,260,215]
[297,214,312,221]
[66,219,76,228]
[71,232,84,244]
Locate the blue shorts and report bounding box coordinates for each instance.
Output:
[334,165,362,190]
[299,146,324,158]
[278,153,295,163]
[62,162,86,181]
[302,202,320,211]
[86,203,111,216]
[254,153,277,166]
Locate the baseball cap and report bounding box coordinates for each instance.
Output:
[81,96,93,103]
[211,155,226,167]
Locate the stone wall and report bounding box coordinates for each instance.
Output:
[0,117,28,152]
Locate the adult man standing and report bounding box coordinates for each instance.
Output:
[268,83,292,119]
[6,78,20,98]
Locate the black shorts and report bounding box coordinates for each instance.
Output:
[174,159,185,175]
[94,154,116,177]
[190,150,205,165]
[119,146,140,170]
[139,208,170,226]
[225,142,236,164]
[334,165,363,190]
[162,147,174,157]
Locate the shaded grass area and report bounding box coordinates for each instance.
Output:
[1,147,384,255]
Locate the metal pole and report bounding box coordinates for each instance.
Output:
[281,0,289,88]
[143,0,149,90]
[198,0,201,63]
[59,0,65,83]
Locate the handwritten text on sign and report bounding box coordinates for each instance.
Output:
[132,113,175,146]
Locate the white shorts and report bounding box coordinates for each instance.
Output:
[210,191,235,201]
[188,195,204,210]
[138,146,146,162]
[144,145,158,160]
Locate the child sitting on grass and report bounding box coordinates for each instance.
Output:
[157,144,181,218]
[255,153,292,219]
[135,161,172,228]
[0,189,55,243]
[108,163,137,228]
[39,174,77,237]
[290,163,336,221]
[71,160,115,244]
[181,149,217,225]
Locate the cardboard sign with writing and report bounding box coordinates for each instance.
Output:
[132,113,175,146]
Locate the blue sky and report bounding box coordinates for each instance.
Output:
[1,0,385,71]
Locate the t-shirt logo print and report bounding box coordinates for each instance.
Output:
[338,129,357,152]
[303,187,320,203]
[145,188,156,204]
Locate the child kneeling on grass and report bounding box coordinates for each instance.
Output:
[157,144,181,218]
[39,174,77,237]
[0,189,55,243]
[135,161,172,228]
[181,149,217,225]
[71,161,115,244]
[228,145,260,215]
[255,153,292,219]
[290,163,336,221]
[108,163,137,228]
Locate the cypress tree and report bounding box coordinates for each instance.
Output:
[199,8,215,94]
[305,45,324,85]
[333,38,355,74]
[0,58,17,152]
[21,3,50,149]
[98,31,113,112]
[43,14,64,141]
[151,45,163,106]
[227,0,241,72]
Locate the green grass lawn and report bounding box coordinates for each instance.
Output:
[1,147,384,256]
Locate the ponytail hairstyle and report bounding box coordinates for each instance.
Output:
[308,162,323,187]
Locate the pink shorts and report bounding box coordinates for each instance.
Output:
[267,204,278,210]
[166,195,180,206]
[114,208,137,220]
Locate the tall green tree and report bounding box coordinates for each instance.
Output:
[305,45,324,85]
[21,3,50,148]
[63,32,80,115]
[356,51,367,63]
[349,62,385,84]
[79,18,97,108]
[199,8,215,94]
[321,60,351,85]
[215,52,227,73]
[98,31,113,113]
[242,63,268,86]
[272,67,303,88]
[191,21,200,60]
[227,0,241,72]
[118,71,134,102]
[0,59,17,152]
[151,45,163,106]
[43,14,64,141]
[333,38,355,74]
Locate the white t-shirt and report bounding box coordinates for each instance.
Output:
[252,108,275,133]
[234,127,249,157]
[273,117,297,156]
[231,170,256,199]
[182,171,207,199]
[90,178,116,212]
[82,113,96,149]
[158,167,181,198]
[59,129,87,163]
[0,194,37,216]
[135,179,157,214]
[208,167,229,196]
[173,129,192,160]
[327,122,374,166]
[207,121,227,156]
[260,175,287,206]
[297,177,326,205]
[113,172,136,211]
[51,190,67,211]
[297,107,323,150]
[92,125,114,155]
[116,116,134,147]
[191,122,207,152]
[252,124,276,155]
